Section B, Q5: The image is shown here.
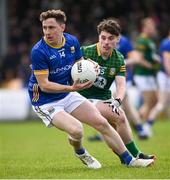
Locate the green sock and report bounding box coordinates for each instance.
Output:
[125,141,140,157]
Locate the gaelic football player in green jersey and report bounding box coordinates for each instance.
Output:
[133,17,160,136]
[134,18,157,123]
[79,18,155,161]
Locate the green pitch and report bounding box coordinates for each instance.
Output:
[0,119,170,179]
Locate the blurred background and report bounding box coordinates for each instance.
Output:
[0,0,170,121]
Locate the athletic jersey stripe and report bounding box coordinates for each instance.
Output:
[34,70,48,75]
[32,84,39,102]
[34,106,52,123]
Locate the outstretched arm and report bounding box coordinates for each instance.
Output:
[115,75,126,101]
[126,50,152,69]
[35,71,93,93]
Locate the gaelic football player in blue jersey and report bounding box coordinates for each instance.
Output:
[28,9,154,169]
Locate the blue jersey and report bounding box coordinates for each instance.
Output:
[28,33,82,106]
[117,35,133,82]
[159,38,170,73]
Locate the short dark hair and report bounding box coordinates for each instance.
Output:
[97,18,121,36]
[40,9,66,24]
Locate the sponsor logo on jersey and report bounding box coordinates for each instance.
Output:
[50,64,72,74]
[109,68,116,76]
[50,55,57,60]
[93,76,107,89]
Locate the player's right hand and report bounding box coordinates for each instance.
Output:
[72,79,93,91]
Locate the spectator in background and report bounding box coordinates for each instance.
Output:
[0,45,24,89]
[3,0,170,89]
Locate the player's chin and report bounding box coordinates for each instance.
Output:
[47,38,54,43]
[103,48,111,53]
[49,40,54,44]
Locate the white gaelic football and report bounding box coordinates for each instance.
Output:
[71,60,97,83]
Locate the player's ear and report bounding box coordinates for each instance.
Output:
[117,35,121,43]
[61,24,65,31]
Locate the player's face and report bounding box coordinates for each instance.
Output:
[99,31,120,56]
[42,18,65,45]
[144,19,157,37]
[149,22,157,37]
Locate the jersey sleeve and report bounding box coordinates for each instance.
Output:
[74,37,83,60]
[117,53,126,77]
[159,41,170,53]
[80,46,88,58]
[81,46,93,59]
[125,39,134,54]
[159,40,170,63]
[80,46,85,56]
[135,38,147,52]
[31,49,49,75]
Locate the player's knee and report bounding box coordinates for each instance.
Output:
[70,123,83,139]
[114,109,126,125]
[118,116,126,126]
[94,117,109,133]
[156,102,165,112]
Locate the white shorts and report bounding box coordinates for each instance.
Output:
[157,71,170,92]
[32,92,86,127]
[126,81,133,89]
[110,81,133,96]
[134,75,157,92]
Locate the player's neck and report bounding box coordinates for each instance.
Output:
[101,54,109,60]
[100,51,111,60]
[141,32,149,38]
[44,36,64,47]
[53,36,63,46]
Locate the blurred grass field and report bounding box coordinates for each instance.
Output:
[0,118,170,179]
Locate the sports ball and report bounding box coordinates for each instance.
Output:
[71,60,97,83]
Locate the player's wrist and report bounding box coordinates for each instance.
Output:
[65,85,75,92]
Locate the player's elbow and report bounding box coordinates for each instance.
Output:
[40,87,49,92]
[39,83,50,92]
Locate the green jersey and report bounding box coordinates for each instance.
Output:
[79,43,126,100]
[134,34,157,76]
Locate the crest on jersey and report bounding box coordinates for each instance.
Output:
[70,46,75,53]
[109,68,116,76]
